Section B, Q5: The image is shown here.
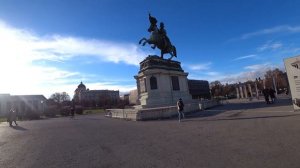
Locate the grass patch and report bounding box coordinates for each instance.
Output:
[83,109,105,115]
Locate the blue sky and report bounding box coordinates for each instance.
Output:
[0,0,300,97]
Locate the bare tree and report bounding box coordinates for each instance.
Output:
[50,92,70,103]
[264,68,289,92]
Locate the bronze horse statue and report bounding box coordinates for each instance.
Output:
[139,14,177,60]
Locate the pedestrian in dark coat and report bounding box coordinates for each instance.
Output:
[269,88,276,103]
[262,88,270,104]
[177,98,185,122]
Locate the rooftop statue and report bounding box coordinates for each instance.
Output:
[139,13,177,60]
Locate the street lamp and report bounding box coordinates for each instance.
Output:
[255,78,259,100]
[41,100,44,115]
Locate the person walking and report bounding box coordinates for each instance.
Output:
[247,91,252,101]
[269,88,276,103]
[177,98,185,122]
[262,88,270,104]
[7,107,18,126]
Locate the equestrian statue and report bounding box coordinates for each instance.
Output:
[139,13,177,60]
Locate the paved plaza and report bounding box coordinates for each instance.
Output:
[1,96,300,168]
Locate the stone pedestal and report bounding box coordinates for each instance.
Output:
[106,55,221,121]
[134,55,193,108]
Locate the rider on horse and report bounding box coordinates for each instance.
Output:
[159,22,171,50]
[139,13,177,60]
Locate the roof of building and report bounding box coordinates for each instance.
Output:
[78,81,86,88]
[10,95,47,100]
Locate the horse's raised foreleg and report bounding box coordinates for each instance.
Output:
[139,38,147,45]
[168,55,174,60]
[142,41,148,46]
[160,50,164,59]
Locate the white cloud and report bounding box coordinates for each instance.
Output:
[205,71,220,76]
[0,19,147,97]
[189,62,284,84]
[188,71,224,82]
[188,62,212,70]
[233,54,257,61]
[244,63,271,71]
[241,25,300,39]
[219,63,282,84]
[257,41,283,52]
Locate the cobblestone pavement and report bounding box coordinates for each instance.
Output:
[1,95,299,168]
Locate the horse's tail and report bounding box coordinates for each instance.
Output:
[173,45,177,57]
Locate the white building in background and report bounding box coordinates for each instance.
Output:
[73,82,119,105]
[0,94,47,116]
[284,55,300,111]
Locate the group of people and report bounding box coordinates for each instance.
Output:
[262,88,276,104]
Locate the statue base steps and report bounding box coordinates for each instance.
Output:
[106,100,220,121]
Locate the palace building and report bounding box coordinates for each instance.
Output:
[73,82,119,106]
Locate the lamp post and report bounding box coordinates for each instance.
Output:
[41,100,44,115]
[256,77,265,99]
[272,72,278,95]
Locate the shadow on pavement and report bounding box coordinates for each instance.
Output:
[215,97,293,111]
[11,125,28,131]
[184,113,300,122]
[167,97,294,121]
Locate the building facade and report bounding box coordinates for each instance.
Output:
[284,55,300,111]
[73,82,120,106]
[0,94,47,117]
[188,79,210,99]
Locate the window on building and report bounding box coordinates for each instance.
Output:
[171,76,180,91]
[150,76,158,90]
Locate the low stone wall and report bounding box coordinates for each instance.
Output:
[106,100,220,121]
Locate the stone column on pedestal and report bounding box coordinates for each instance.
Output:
[239,86,244,98]
[247,84,252,97]
[236,87,240,99]
[255,82,259,99]
[243,85,248,98]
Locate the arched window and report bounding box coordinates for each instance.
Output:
[150,76,158,90]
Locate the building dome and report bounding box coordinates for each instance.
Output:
[78,81,86,89]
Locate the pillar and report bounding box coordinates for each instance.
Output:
[255,82,259,99]
[239,86,244,98]
[236,87,240,99]
[243,85,248,98]
[248,84,252,97]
